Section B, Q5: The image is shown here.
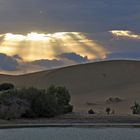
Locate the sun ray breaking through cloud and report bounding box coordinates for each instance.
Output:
[0,32,108,62]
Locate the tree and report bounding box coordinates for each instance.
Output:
[106,107,111,115]
[0,83,14,91]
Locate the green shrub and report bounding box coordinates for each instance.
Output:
[32,93,58,117]
[56,86,71,106]
[0,85,73,119]
[0,96,30,120]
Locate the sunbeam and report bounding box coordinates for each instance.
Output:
[0,32,108,61]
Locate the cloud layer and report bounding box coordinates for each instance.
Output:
[1,30,140,74]
[110,30,140,40]
[0,0,140,33]
[0,32,108,62]
[0,53,19,71]
[0,52,91,74]
[0,0,140,74]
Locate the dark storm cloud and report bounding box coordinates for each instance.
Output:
[0,0,140,33]
[58,52,88,63]
[30,52,89,69]
[0,53,19,71]
[0,52,89,73]
[31,59,64,69]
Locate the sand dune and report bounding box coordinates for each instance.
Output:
[1,60,140,114]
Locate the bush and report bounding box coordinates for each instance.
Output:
[0,85,73,119]
[8,87,58,117]
[106,107,111,115]
[0,96,30,120]
[106,97,122,103]
[32,92,58,117]
[131,102,140,114]
[60,105,73,114]
[88,109,95,114]
[0,83,14,91]
[47,85,72,114]
[56,86,71,105]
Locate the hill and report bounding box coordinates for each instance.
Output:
[1,60,140,114]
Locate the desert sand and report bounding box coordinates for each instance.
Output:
[0,60,140,115]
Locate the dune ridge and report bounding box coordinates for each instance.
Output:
[1,60,140,114]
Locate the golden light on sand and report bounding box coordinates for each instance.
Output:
[0,32,108,61]
[110,30,140,40]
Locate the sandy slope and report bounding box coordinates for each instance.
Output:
[0,60,140,114]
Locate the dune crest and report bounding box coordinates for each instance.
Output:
[1,60,140,114]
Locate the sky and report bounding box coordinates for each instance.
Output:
[0,0,140,74]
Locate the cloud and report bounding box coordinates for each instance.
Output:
[85,31,140,61]
[1,0,140,74]
[0,52,89,74]
[58,52,88,63]
[110,30,140,40]
[0,32,108,61]
[0,53,19,71]
[12,55,23,60]
[31,59,64,69]
[0,0,140,33]
[1,30,140,74]
[107,52,140,60]
[30,52,89,70]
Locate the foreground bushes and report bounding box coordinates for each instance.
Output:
[0,85,73,119]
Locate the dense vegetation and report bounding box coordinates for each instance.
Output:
[0,84,73,120]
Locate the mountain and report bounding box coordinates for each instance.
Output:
[1,60,140,114]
